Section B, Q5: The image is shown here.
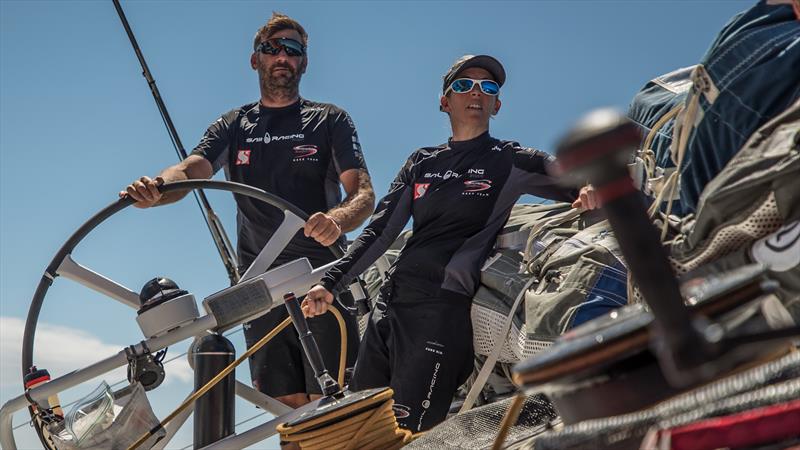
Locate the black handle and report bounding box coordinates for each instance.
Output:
[284,292,328,379]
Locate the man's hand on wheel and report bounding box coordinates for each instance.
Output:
[304,212,342,246]
[120,176,164,208]
[302,284,334,318]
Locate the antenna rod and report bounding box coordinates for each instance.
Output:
[112,0,240,285]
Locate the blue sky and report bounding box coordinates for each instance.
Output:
[1,1,752,448]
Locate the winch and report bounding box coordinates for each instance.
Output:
[511,108,800,425]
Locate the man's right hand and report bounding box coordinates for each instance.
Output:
[120,176,164,208]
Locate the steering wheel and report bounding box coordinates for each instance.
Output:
[3,180,343,450]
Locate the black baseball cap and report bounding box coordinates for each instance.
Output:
[442,54,506,94]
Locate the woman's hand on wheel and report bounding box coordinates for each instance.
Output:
[302,284,334,318]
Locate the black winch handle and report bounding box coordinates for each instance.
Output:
[284,292,341,396]
[553,109,714,386]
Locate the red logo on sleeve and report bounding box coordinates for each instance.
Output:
[414,183,430,199]
[236,149,251,165]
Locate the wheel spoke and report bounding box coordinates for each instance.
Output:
[240,211,306,282]
[235,381,292,416]
[57,255,140,309]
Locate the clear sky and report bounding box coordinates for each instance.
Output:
[1,1,753,449]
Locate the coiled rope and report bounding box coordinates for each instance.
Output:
[277,388,412,450]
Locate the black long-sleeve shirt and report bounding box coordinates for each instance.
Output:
[320,132,575,302]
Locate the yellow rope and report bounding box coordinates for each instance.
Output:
[329,305,348,387]
[277,388,413,450]
[128,304,349,450]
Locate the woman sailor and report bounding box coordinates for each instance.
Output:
[303,54,595,432]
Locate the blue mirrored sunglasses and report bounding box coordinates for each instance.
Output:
[446,78,500,96]
[256,38,306,57]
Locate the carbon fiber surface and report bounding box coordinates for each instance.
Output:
[406,394,557,449]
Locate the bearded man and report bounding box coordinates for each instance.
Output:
[121,12,374,409]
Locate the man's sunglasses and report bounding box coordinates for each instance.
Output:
[446,78,500,96]
[256,38,306,57]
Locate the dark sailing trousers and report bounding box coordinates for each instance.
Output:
[350,282,474,432]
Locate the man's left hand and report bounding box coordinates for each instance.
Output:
[304,212,342,246]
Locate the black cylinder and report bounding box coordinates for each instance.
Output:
[193,334,235,448]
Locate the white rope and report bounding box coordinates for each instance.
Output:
[459,275,539,413]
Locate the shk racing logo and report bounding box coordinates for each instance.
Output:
[292,145,319,162]
[392,403,411,419]
[463,179,492,196]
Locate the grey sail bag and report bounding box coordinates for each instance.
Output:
[669,97,800,318]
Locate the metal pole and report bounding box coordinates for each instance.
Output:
[111,0,240,285]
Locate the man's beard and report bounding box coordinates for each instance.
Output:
[258,62,301,101]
